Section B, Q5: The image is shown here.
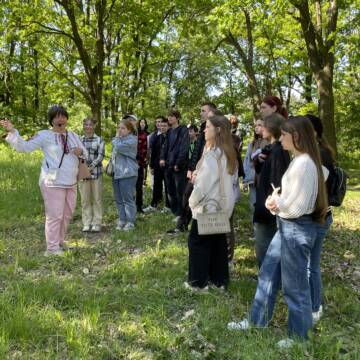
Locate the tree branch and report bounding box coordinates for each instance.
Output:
[27,21,75,41]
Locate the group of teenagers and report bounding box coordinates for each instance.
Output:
[0,95,337,347]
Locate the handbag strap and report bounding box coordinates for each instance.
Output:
[46,131,68,169]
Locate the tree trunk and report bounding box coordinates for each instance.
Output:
[304,72,313,103]
[55,0,106,135]
[291,0,338,154]
[315,63,337,150]
[223,9,262,117]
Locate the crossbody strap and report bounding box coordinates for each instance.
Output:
[46,131,68,169]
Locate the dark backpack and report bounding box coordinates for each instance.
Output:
[328,166,349,206]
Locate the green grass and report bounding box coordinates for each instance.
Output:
[0,143,359,359]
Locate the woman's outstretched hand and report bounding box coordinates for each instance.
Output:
[0,119,15,133]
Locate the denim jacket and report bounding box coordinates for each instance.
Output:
[112,134,138,179]
[243,143,255,185]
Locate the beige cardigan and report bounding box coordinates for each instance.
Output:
[189,147,235,220]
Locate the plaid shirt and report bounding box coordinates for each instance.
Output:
[81,134,105,180]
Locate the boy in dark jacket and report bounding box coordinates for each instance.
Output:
[167,102,217,235]
[144,118,170,211]
[160,110,190,219]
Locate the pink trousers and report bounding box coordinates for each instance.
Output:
[40,185,77,251]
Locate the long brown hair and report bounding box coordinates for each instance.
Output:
[207,115,238,175]
[281,116,328,223]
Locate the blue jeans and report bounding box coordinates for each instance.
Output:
[112,176,137,224]
[309,213,333,311]
[280,216,317,339]
[250,230,281,327]
[254,222,278,267]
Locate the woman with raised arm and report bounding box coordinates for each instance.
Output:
[0,105,87,256]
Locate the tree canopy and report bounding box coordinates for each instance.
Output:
[0,0,359,153]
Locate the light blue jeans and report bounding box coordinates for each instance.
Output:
[250,215,317,339]
[280,216,316,339]
[250,230,281,326]
[112,176,137,224]
[309,213,333,311]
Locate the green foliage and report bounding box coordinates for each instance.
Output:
[0,0,359,147]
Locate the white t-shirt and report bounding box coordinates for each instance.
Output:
[6,129,87,188]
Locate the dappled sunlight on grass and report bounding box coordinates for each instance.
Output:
[0,147,359,358]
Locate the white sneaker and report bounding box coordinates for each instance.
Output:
[123,223,135,231]
[227,319,250,331]
[183,282,209,293]
[312,305,323,323]
[82,225,91,232]
[91,225,101,232]
[161,207,171,213]
[277,338,295,349]
[143,206,157,213]
[116,221,126,230]
[44,249,64,257]
[172,216,180,223]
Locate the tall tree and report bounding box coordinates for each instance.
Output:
[53,0,109,132]
[290,0,339,153]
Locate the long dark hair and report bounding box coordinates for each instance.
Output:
[207,115,238,175]
[137,118,148,132]
[281,116,328,223]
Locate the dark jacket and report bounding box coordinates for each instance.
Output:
[188,122,206,171]
[150,133,166,169]
[232,134,245,178]
[253,141,291,224]
[160,125,190,170]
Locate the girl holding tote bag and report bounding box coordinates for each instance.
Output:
[186,115,238,291]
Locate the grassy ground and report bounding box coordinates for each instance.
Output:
[0,143,359,360]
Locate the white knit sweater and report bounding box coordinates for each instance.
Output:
[189,147,235,220]
[273,153,319,219]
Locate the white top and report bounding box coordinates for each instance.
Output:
[273,153,319,219]
[6,129,87,188]
[189,147,235,220]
